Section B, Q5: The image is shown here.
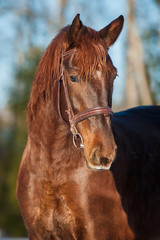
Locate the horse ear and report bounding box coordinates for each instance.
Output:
[68,14,84,46]
[99,15,124,48]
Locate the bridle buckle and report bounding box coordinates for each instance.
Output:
[73,132,84,149]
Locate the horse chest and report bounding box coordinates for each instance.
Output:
[71,167,96,240]
[31,169,91,239]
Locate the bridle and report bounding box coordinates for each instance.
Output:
[57,49,113,149]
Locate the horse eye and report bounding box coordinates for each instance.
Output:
[70,75,79,83]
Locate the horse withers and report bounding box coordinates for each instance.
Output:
[17,14,160,240]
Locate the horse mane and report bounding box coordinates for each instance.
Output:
[27,25,107,124]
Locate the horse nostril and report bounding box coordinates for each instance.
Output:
[99,157,111,165]
[91,151,112,165]
[92,150,99,164]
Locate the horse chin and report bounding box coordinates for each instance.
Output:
[85,158,112,171]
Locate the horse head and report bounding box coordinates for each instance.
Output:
[60,14,124,170]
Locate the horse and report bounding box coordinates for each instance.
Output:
[16,14,160,240]
[111,106,160,240]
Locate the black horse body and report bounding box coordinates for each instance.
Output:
[111,105,160,240]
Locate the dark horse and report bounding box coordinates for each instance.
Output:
[17,14,160,240]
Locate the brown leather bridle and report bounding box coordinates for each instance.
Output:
[57,49,113,149]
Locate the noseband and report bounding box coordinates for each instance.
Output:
[57,49,113,149]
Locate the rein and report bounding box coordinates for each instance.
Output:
[58,49,113,149]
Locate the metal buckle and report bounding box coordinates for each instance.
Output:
[73,133,84,149]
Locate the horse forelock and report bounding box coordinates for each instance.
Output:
[27,25,108,125]
[73,28,107,80]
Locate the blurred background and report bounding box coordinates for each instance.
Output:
[0,0,159,237]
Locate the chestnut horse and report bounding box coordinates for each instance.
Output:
[17,14,160,240]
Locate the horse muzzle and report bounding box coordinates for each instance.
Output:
[84,147,117,170]
[80,128,117,171]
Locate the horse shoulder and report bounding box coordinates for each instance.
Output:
[17,137,42,229]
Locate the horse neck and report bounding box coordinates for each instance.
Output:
[27,99,83,178]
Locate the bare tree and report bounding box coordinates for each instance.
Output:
[126,0,153,108]
[156,0,160,47]
[59,0,67,26]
